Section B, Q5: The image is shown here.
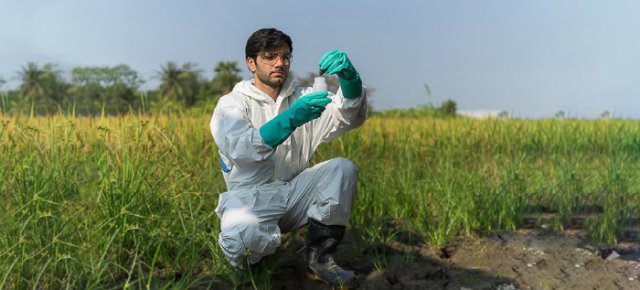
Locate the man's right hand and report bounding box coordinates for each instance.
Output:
[287,91,331,127]
[260,91,331,148]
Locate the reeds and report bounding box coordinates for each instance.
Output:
[2,113,640,288]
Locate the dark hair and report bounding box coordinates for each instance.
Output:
[245,28,292,60]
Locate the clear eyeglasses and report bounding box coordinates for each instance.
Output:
[259,52,292,66]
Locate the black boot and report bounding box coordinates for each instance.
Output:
[306,219,358,289]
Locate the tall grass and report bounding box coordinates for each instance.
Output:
[2,113,640,288]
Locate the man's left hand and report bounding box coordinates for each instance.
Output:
[318,49,363,99]
[319,49,359,81]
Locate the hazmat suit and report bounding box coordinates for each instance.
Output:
[210,75,367,268]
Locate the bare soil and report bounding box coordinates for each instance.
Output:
[204,216,640,290]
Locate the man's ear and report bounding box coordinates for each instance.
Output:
[247,57,256,74]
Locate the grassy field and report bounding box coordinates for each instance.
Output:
[2,113,640,289]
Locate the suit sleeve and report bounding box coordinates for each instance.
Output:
[307,85,367,151]
[210,96,275,170]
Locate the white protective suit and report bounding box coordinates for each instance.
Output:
[210,75,367,267]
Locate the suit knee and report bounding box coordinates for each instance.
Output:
[330,157,358,181]
[218,222,281,268]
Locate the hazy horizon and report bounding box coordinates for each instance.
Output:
[2,0,640,118]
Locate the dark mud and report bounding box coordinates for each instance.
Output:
[271,226,640,289]
[202,218,640,289]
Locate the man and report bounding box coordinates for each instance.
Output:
[210,28,367,289]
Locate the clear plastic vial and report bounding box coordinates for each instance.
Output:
[312,76,327,92]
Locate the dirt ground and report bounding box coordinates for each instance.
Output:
[261,219,640,290]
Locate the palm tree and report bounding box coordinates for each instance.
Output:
[17,63,67,104]
[40,63,67,103]
[157,62,204,106]
[18,62,45,100]
[214,61,241,75]
[211,61,242,96]
[178,63,203,106]
[158,62,184,101]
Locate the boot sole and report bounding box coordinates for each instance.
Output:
[305,272,359,290]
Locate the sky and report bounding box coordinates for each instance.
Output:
[1,0,640,118]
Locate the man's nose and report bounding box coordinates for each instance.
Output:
[274,57,286,67]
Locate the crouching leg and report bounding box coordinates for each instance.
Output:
[306,219,358,289]
[218,218,281,268]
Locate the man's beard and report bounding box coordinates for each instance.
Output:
[256,65,288,89]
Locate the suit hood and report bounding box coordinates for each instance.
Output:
[233,75,297,103]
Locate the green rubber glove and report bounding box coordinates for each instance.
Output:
[319,49,362,99]
[259,91,331,148]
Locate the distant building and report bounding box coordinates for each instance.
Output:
[458,110,511,119]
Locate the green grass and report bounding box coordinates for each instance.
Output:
[2,113,640,288]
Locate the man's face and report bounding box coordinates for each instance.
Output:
[247,46,291,89]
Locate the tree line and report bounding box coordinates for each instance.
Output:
[0,61,244,115]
